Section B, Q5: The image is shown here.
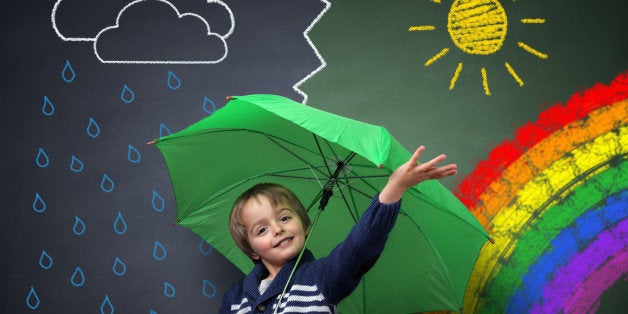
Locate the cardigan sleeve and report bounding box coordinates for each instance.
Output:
[315,194,401,304]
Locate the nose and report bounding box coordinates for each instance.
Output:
[272,223,285,236]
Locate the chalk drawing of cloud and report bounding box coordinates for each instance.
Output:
[52,0,234,64]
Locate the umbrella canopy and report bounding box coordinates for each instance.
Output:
[153,94,490,313]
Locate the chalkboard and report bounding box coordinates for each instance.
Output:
[2,0,627,313]
[3,0,324,313]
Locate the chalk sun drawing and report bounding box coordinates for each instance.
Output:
[409,0,548,95]
[51,0,234,64]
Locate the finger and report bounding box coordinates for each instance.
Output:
[434,169,457,179]
[409,146,425,165]
[421,153,447,170]
[426,164,457,178]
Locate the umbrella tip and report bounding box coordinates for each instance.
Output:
[488,237,495,244]
[226,95,234,100]
[377,164,383,169]
[147,140,156,145]
[171,219,179,226]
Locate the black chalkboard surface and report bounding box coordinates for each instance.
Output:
[2,0,627,313]
[3,0,324,312]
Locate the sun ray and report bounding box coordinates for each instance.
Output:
[481,67,491,96]
[450,62,463,90]
[409,25,436,31]
[505,62,524,87]
[521,18,546,24]
[425,48,449,66]
[518,42,548,59]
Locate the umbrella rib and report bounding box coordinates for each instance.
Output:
[323,136,342,166]
[335,175,359,223]
[336,152,361,221]
[312,133,333,177]
[267,174,328,180]
[264,134,331,183]
[333,156,385,199]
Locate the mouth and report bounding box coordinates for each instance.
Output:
[274,237,293,248]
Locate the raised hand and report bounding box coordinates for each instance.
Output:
[379,146,457,204]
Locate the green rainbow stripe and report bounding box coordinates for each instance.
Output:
[481,162,627,312]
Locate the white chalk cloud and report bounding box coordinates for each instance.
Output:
[52,0,235,64]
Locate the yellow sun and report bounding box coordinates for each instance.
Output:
[409,0,548,95]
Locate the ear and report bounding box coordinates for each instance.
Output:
[251,253,260,260]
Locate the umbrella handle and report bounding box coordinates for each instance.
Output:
[319,161,344,210]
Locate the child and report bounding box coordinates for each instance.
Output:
[220,146,457,313]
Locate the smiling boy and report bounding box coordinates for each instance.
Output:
[220,146,457,313]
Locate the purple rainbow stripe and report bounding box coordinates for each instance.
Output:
[531,218,628,313]
[564,248,628,313]
[508,190,628,313]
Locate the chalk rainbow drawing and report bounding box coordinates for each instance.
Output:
[410,0,548,95]
[454,72,628,313]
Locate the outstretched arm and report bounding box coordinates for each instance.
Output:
[379,146,457,204]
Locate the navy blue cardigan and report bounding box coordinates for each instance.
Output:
[220,195,401,313]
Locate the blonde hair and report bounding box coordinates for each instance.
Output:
[229,183,311,260]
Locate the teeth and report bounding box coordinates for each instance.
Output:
[278,238,291,247]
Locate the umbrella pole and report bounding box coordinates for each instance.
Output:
[273,208,323,314]
[274,156,354,313]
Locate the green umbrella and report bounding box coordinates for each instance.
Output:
[152,94,489,313]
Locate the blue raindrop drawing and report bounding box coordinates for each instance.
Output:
[202,279,216,298]
[73,216,86,235]
[202,97,216,115]
[86,117,101,138]
[100,295,114,314]
[153,241,166,261]
[120,84,135,104]
[39,250,53,270]
[151,190,164,212]
[112,257,127,276]
[159,123,171,137]
[163,282,175,298]
[26,286,40,310]
[36,148,50,168]
[127,144,141,163]
[70,155,84,173]
[32,193,46,213]
[166,71,181,90]
[113,212,127,235]
[100,174,114,193]
[61,59,75,83]
[199,240,213,255]
[150,311,157,314]
[71,266,85,287]
[42,96,55,116]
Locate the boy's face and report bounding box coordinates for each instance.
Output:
[241,194,308,277]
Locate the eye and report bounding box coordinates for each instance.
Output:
[280,215,292,223]
[256,226,268,236]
